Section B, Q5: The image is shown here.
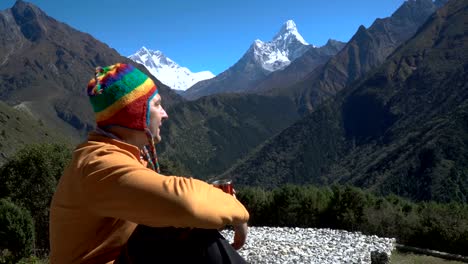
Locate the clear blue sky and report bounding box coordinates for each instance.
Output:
[1,0,405,75]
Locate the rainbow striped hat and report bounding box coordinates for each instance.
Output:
[87,63,158,131]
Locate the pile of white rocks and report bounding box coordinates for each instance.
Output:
[221,227,396,264]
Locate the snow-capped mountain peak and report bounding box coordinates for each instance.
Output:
[254,39,264,47]
[251,19,311,72]
[273,20,308,45]
[128,47,214,91]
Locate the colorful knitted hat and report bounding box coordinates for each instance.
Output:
[87,63,158,131]
[87,63,161,173]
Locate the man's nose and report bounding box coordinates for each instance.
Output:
[161,108,169,120]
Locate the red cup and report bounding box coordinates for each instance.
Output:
[210,179,234,195]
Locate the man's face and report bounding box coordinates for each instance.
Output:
[148,94,168,143]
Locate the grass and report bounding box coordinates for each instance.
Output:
[391,250,466,264]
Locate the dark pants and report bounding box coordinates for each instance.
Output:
[115,225,248,264]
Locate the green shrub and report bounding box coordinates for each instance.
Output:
[0,143,71,251]
[323,185,370,231]
[0,199,35,263]
[236,187,273,226]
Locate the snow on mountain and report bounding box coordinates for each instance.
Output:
[252,20,311,72]
[182,19,315,100]
[128,47,214,91]
[273,20,309,47]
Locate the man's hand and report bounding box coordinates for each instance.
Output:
[231,222,248,250]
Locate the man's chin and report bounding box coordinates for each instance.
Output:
[153,135,162,144]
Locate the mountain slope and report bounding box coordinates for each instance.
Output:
[0,101,66,164]
[128,47,214,91]
[159,93,299,178]
[223,0,467,203]
[263,0,446,115]
[0,1,182,141]
[182,20,320,100]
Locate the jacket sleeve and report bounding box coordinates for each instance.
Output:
[80,147,249,229]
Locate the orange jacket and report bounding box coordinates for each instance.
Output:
[49,132,249,264]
